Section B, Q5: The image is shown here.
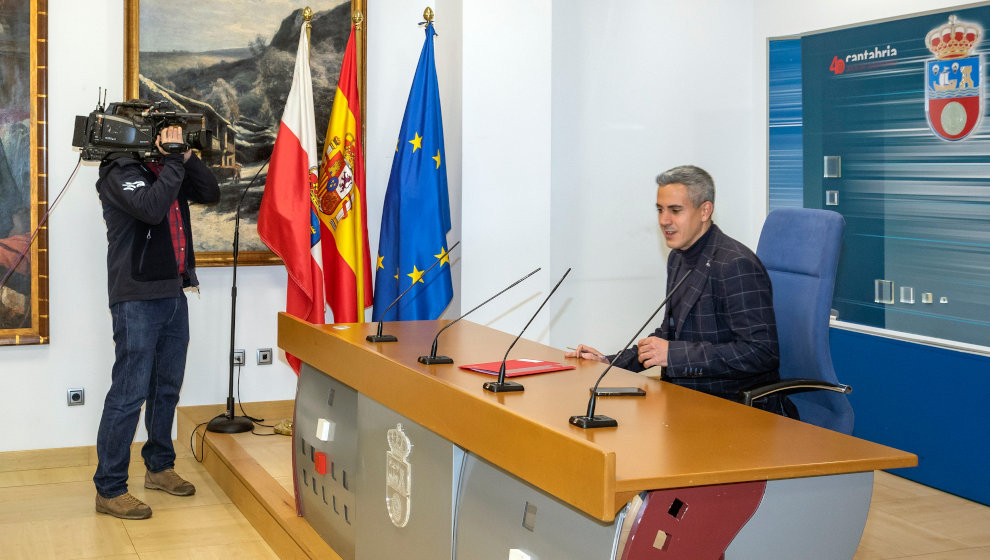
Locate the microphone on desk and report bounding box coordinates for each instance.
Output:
[483,268,571,393]
[569,269,692,429]
[367,241,461,343]
[419,267,541,364]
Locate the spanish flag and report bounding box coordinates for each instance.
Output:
[313,25,373,322]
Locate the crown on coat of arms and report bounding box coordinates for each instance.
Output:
[387,424,411,459]
[926,16,981,60]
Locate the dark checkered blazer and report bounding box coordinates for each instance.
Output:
[612,225,791,415]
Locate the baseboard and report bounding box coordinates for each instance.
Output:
[0,439,184,473]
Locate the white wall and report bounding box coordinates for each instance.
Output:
[458,1,555,338]
[549,0,758,353]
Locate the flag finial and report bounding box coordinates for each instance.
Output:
[303,7,313,22]
[423,7,434,23]
[353,10,364,29]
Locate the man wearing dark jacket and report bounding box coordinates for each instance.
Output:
[567,165,794,417]
[93,125,220,519]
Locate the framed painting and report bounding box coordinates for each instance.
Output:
[123,0,366,267]
[0,0,49,346]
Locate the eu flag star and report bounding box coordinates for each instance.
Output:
[377,255,385,270]
[434,246,450,266]
[409,132,423,152]
[407,265,426,284]
[433,149,441,169]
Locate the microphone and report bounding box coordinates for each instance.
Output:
[569,269,693,429]
[418,267,541,364]
[483,268,571,393]
[367,241,461,342]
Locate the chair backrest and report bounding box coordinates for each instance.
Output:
[757,208,853,434]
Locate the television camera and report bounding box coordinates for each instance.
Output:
[72,99,215,162]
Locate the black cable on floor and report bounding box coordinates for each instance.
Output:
[188,421,209,463]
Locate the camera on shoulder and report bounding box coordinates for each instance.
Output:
[72,99,214,162]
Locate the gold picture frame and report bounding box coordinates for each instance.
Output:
[123,0,366,267]
[0,0,49,346]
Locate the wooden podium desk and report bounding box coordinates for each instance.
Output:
[279,313,916,560]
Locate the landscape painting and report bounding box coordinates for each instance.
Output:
[125,0,360,266]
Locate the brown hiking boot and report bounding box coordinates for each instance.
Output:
[144,468,196,496]
[95,492,152,520]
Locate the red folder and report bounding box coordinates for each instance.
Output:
[459,359,575,377]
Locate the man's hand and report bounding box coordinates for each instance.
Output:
[636,336,669,368]
[156,125,192,161]
[565,344,609,364]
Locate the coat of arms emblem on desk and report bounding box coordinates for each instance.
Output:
[386,423,412,528]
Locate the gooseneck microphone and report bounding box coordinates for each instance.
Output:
[483,268,571,393]
[569,269,693,429]
[367,241,461,342]
[419,267,541,364]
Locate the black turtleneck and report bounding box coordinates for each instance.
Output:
[668,224,714,338]
[675,223,714,270]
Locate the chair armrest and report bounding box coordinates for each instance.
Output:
[740,379,852,407]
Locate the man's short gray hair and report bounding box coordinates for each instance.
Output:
[656,165,715,207]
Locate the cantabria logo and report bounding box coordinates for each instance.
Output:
[829,45,899,75]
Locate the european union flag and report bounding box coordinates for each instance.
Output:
[372,22,452,321]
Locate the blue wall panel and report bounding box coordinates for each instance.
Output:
[831,327,990,505]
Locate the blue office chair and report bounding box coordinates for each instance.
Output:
[740,208,854,434]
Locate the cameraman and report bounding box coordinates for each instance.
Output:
[93,121,220,520]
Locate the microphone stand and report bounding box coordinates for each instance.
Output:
[483,268,571,393]
[207,160,270,434]
[367,241,460,342]
[418,267,540,364]
[569,269,692,429]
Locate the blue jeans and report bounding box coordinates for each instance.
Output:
[94,295,189,498]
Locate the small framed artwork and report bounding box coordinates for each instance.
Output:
[0,0,49,345]
[123,0,365,266]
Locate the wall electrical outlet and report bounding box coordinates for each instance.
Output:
[257,348,273,365]
[233,349,245,366]
[67,388,85,406]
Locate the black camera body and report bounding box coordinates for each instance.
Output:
[72,100,214,162]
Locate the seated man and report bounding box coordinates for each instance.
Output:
[567,165,795,417]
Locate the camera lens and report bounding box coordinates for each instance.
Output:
[184,130,214,158]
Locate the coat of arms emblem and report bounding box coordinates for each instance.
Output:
[925,16,983,140]
[312,132,357,231]
[385,423,412,527]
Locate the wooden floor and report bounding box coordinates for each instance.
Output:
[2,401,989,559]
